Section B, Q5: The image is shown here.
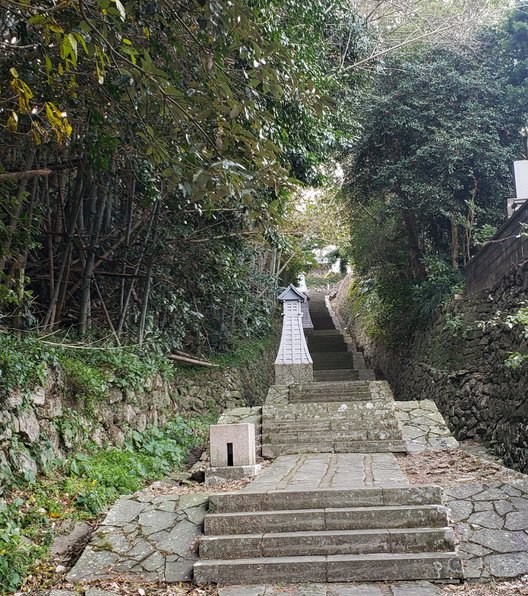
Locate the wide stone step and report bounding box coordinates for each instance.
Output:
[262,416,399,429]
[208,486,441,513]
[312,354,354,369]
[193,552,463,584]
[293,381,370,391]
[261,429,403,444]
[310,329,342,336]
[204,504,450,535]
[307,345,349,353]
[264,402,395,416]
[261,440,408,457]
[262,420,401,433]
[315,370,359,381]
[289,392,372,403]
[200,527,454,560]
[262,416,400,428]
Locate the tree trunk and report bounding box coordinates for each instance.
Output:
[450,212,459,270]
[138,199,162,345]
[402,208,426,279]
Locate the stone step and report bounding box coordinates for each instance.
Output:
[293,381,370,391]
[315,370,359,381]
[208,486,441,514]
[262,417,399,430]
[310,330,342,337]
[262,420,401,433]
[193,552,463,584]
[307,345,349,352]
[262,427,402,439]
[261,440,408,457]
[358,370,377,380]
[263,409,399,423]
[312,354,354,368]
[289,392,372,403]
[264,402,395,416]
[261,429,403,444]
[262,415,400,428]
[199,527,454,560]
[262,414,400,438]
[204,504,450,535]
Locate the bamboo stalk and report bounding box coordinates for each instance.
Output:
[167,354,219,367]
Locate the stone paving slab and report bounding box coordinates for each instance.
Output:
[445,478,528,580]
[66,493,209,584]
[395,400,459,452]
[242,453,409,493]
[218,581,441,595]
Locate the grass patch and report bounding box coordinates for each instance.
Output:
[0,331,175,401]
[0,414,211,595]
[212,330,278,368]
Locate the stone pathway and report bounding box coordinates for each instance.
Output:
[67,493,209,584]
[243,453,408,493]
[219,581,442,595]
[445,478,528,580]
[395,400,459,453]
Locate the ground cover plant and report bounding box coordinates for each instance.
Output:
[0,413,211,594]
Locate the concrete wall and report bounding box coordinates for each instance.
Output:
[335,264,528,473]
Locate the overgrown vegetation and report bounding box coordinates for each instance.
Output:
[0,331,174,399]
[0,0,373,354]
[0,413,210,594]
[342,5,528,340]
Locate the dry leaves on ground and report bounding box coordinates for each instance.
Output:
[397,449,524,486]
[443,576,528,595]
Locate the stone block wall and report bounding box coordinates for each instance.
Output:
[0,339,278,483]
[335,263,528,473]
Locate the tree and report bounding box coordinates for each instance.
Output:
[343,37,527,335]
[0,0,371,350]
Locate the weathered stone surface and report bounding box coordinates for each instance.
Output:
[67,492,208,584]
[395,400,458,453]
[446,499,473,523]
[66,547,119,581]
[485,551,528,577]
[84,590,117,596]
[104,498,145,526]
[504,510,528,530]
[467,510,504,529]
[391,581,442,596]
[471,528,528,553]
[16,409,40,442]
[49,521,92,558]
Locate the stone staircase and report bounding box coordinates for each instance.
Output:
[261,382,407,457]
[307,293,374,381]
[194,466,462,584]
[194,291,463,586]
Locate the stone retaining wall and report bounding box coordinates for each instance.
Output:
[0,339,278,483]
[335,263,528,473]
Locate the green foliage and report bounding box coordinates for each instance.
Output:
[442,314,470,339]
[504,305,528,369]
[0,498,48,593]
[0,413,210,593]
[0,332,174,402]
[0,332,56,395]
[60,357,108,403]
[412,257,464,322]
[343,21,528,340]
[0,0,372,351]
[305,272,347,289]
[212,331,278,369]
